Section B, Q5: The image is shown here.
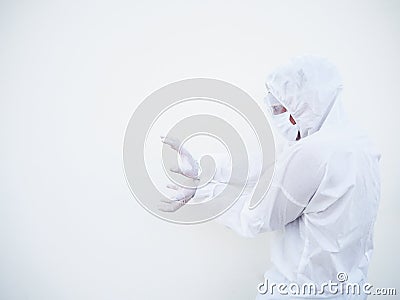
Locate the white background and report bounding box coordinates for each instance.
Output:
[1,0,399,299]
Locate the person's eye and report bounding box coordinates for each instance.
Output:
[271,105,285,115]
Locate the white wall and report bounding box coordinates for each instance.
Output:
[0,0,399,299]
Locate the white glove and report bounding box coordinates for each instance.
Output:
[159,136,200,212]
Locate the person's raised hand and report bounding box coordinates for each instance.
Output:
[160,136,200,179]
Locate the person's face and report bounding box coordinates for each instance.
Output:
[266,87,300,141]
[271,104,297,125]
[270,103,300,140]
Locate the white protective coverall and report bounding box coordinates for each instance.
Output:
[198,56,381,299]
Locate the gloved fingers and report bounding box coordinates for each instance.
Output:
[161,135,196,166]
[166,183,179,190]
[158,188,195,212]
[160,198,174,204]
[177,146,195,162]
[158,198,187,212]
[173,192,191,202]
[169,166,198,179]
[158,202,180,212]
[160,135,181,151]
[161,135,199,178]
[169,166,184,176]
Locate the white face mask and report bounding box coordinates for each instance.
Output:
[270,111,300,141]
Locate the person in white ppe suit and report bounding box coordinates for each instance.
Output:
[161,55,381,299]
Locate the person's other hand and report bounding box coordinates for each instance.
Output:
[158,181,197,212]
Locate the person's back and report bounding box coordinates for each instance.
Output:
[261,123,380,299]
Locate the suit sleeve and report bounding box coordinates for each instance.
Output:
[195,145,324,237]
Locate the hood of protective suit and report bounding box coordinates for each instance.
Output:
[265,55,345,139]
